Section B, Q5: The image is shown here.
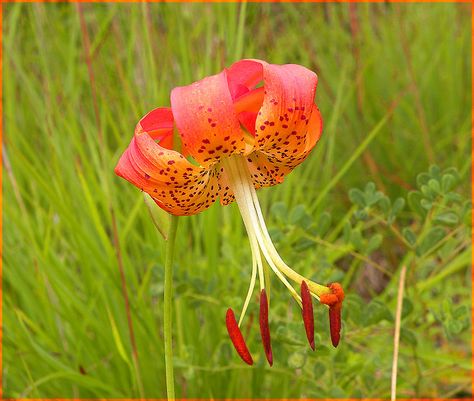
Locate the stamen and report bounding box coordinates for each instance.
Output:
[234,86,265,114]
[248,180,330,299]
[319,283,345,348]
[238,245,258,326]
[226,308,253,365]
[328,304,342,348]
[259,289,273,366]
[301,281,315,350]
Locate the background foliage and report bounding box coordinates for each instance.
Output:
[3,2,472,398]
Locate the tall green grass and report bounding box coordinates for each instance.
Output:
[3,2,471,398]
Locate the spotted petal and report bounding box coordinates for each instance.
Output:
[115,112,220,216]
[254,62,320,159]
[171,70,246,167]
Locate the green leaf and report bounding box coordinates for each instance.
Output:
[445,192,463,203]
[313,361,326,377]
[349,188,365,207]
[420,184,434,199]
[428,178,440,193]
[144,193,170,240]
[378,196,391,214]
[401,297,414,319]
[420,199,433,210]
[289,204,308,225]
[369,191,385,206]
[345,294,363,323]
[408,191,426,217]
[268,227,284,243]
[329,387,347,397]
[402,227,417,246]
[429,165,441,179]
[293,237,314,252]
[288,351,306,369]
[365,181,376,195]
[367,234,383,253]
[434,211,459,226]
[316,212,331,237]
[354,209,369,220]
[106,307,131,366]
[271,201,287,222]
[416,172,431,187]
[392,197,405,216]
[416,227,445,256]
[441,174,455,192]
[453,305,469,319]
[400,327,418,346]
[364,300,393,325]
[446,319,463,337]
[350,229,364,250]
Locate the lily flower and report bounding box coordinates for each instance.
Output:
[115,59,344,366]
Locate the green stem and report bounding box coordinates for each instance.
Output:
[164,215,179,399]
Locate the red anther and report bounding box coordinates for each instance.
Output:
[319,282,345,348]
[225,308,253,365]
[259,289,273,366]
[328,303,342,347]
[300,281,315,350]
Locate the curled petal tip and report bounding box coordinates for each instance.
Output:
[300,281,315,351]
[259,289,273,366]
[225,308,253,365]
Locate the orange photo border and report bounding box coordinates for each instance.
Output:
[0,0,472,400]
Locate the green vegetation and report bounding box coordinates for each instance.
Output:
[3,2,471,398]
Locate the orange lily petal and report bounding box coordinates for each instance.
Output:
[139,107,175,149]
[227,60,263,93]
[254,63,319,156]
[115,116,220,216]
[227,60,323,186]
[170,70,245,167]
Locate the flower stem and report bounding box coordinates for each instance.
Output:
[164,215,179,399]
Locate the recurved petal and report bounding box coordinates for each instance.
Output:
[139,107,175,149]
[227,59,264,94]
[254,63,320,158]
[244,104,322,187]
[171,70,246,167]
[115,118,220,216]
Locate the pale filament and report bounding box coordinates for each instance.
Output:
[223,155,331,325]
